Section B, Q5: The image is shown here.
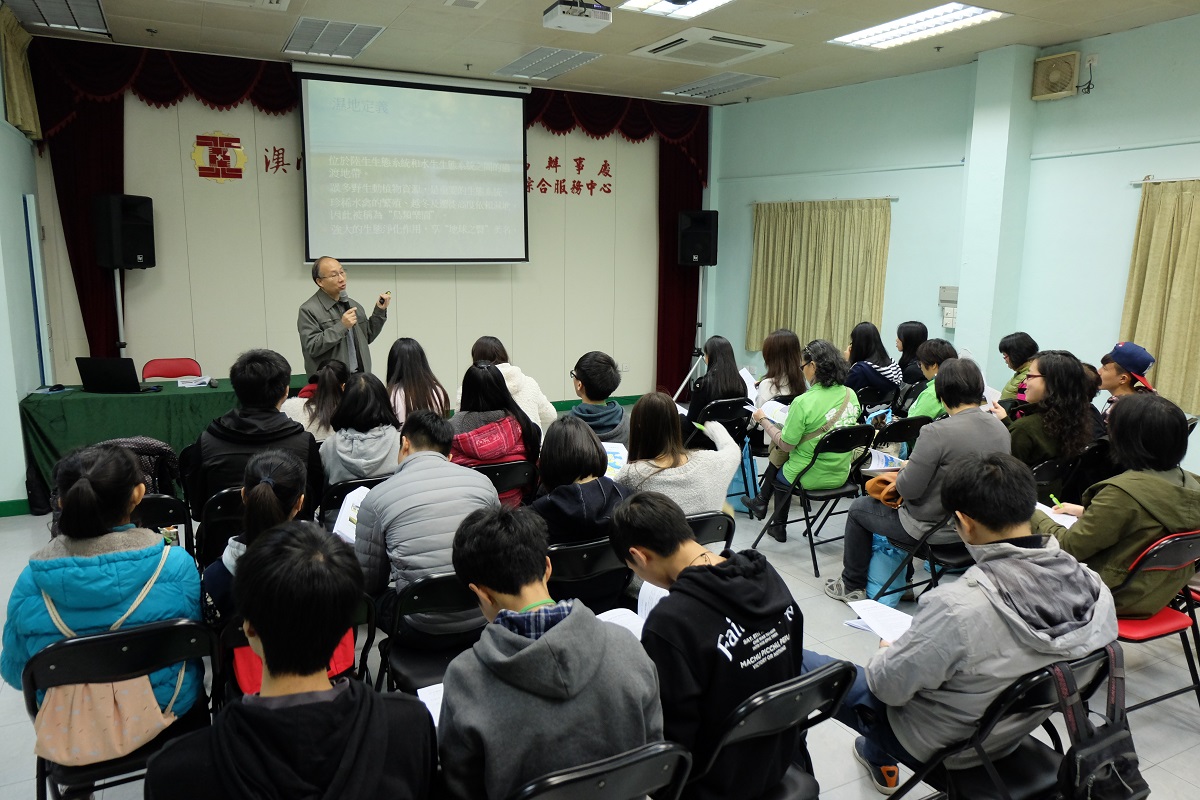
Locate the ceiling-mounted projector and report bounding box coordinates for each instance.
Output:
[543,1,612,34]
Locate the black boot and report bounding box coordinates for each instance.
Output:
[742,464,779,520]
[764,486,792,543]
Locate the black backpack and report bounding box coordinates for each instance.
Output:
[1049,643,1149,800]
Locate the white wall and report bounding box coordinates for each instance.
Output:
[41,96,660,403]
[0,118,39,507]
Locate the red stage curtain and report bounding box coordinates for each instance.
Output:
[526,89,710,393]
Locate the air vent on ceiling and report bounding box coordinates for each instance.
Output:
[181,0,291,9]
[663,72,775,100]
[631,28,790,67]
[494,47,602,81]
[445,0,488,8]
[283,17,384,59]
[5,0,110,34]
[1032,51,1079,101]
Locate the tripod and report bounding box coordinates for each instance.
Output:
[673,265,709,401]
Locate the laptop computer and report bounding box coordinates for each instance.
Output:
[76,357,162,394]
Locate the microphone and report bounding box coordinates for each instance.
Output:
[338,290,350,310]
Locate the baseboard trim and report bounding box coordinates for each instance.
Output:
[0,499,31,518]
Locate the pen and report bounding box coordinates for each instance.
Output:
[1049,493,1063,510]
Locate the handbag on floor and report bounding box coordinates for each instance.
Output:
[33,546,186,766]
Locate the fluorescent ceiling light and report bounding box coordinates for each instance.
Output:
[829,3,1009,51]
[494,48,602,80]
[662,72,774,99]
[5,0,110,34]
[620,0,737,21]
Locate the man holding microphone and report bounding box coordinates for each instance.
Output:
[297,256,390,374]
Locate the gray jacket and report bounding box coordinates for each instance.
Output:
[297,288,386,375]
[866,536,1117,763]
[439,603,663,800]
[353,450,498,632]
[319,425,401,485]
[897,407,1011,544]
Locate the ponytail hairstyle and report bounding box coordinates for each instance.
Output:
[460,361,541,464]
[241,450,307,545]
[386,337,450,417]
[304,359,349,430]
[55,444,144,538]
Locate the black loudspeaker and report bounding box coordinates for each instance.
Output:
[94,194,156,269]
[678,210,718,266]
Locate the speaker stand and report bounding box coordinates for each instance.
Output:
[113,269,128,357]
[673,265,710,401]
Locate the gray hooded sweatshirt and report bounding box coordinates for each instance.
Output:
[866,536,1117,763]
[319,424,401,485]
[438,602,663,800]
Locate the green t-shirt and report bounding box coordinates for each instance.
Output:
[907,376,947,421]
[780,383,861,488]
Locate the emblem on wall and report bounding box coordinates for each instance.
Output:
[191,132,247,182]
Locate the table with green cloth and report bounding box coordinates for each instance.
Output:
[19,375,309,492]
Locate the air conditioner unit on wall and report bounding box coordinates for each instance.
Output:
[1032,51,1079,101]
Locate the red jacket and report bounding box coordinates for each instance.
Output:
[451,415,528,507]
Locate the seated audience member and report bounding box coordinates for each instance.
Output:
[355,411,498,644]
[611,492,806,800]
[803,453,1117,794]
[1034,393,1200,618]
[2,445,203,718]
[451,362,542,506]
[684,335,747,427]
[844,322,903,410]
[1080,362,1107,438]
[567,350,628,444]
[183,348,323,520]
[998,331,1039,402]
[202,450,306,627]
[824,359,1011,602]
[460,335,558,435]
[145,523,437,800]
[1099,341,1156,424]
[904,338,957,421]
[439,506,663,800]
[894,321,929,386]
[532,416,633,544]
[755,328,807,407]
[280,359,347,444]
[990,350,1097,501]
[750,340,861,542]
[385,337,449,424]
[320,373,402,485]
[616,391,740,514]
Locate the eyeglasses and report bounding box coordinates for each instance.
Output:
[801,360,814,369]
[569,370,577,379]
[1025,373,1043,380]
[320,270,346,280]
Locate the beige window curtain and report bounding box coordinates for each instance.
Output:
[1120,180,1200,413]
[0,4,41,139]
[745,199,891,351]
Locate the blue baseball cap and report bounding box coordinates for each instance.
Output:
[1107,342,1155,390]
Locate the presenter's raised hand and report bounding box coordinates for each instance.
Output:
[377,292,392,310]
[341,307,358,329]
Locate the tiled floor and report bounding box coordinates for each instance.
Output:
[1,508,1198,799]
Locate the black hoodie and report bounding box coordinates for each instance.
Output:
[182,407,324,519]
[145,680,436,800]
[642,550,805,800]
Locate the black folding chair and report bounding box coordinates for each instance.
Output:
[196,487,243,569]
[1030,456,1075,505]
[1059,439,1119,505]
[855,385,897,421]
[753,424,876,577]
[474,461,538,501]
[687,511,736,551]
[136,493,195,559]
[376,573,484,694]
[893,380,927,416]
[684,397,756,498]
[870,512,971,603]
[507,741,693,800]
[21,619,219,800]
[687,660,856,800]
[891,647,1112,800]
[319,476,388,527]
[547,538,633,614]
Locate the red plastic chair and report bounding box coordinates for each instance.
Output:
[142,358,202,380]
[1114,530,1200,711]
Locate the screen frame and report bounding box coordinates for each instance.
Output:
[297,71,530,265]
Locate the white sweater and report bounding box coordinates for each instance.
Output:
[615,422,741,515]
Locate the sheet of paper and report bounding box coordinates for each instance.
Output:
[417,683,443,727]
[603,442,627,478]
[861,448,903,477]
[598,608,645,639]
[739,367,756,401]
[676,402,688,416]
[1035,502,1078,528]
[983,385,1001,406]
[638,581,669,619]
[845,599,914,642]
[759,399,789,427]
[332,485,372,543]
[177,376,212,388]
